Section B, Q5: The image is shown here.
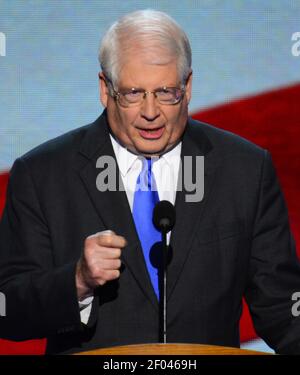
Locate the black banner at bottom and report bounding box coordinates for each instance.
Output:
[0,354,295,373]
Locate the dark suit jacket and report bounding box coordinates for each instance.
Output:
[1,110,300,354]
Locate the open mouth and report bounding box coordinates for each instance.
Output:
[137,126,165,140]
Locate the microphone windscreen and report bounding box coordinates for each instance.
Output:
[153,200,176,233]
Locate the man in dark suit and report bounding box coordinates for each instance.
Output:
[1,9,300,354]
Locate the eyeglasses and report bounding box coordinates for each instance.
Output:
[105,78,186,108]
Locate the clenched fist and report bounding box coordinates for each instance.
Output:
[76,230,127,300]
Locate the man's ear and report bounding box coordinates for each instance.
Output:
[185,70,193,105]
[99,72,109,108]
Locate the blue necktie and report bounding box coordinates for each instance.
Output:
[132,158,161,299]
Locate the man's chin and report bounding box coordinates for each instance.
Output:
[135,145,169,157]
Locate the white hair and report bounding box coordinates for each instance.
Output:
[99,9,192,87]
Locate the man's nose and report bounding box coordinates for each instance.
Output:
[140,92,160,120]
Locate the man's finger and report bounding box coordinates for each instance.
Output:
[96,233,127,248]
[98,247,122,259]
[100,258,122,270]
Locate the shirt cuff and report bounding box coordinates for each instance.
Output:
[79,296,94,324]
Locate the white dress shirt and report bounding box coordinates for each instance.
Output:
[79,134,182,324]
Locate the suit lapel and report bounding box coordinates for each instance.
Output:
[167,118,218,301]
[77,112,159,311]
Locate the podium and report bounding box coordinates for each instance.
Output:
[75,343,271,355]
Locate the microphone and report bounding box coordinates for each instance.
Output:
[153,200,176,344]
[153,200,176,233]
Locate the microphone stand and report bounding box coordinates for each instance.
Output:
[159,226,168,344]
[153,200,175,345]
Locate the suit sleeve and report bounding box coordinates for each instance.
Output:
[244,150,300,354]
[0,157,83,340]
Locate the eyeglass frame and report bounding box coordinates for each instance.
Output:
[101,75,187,108]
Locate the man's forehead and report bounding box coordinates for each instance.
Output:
[117,57,179,88]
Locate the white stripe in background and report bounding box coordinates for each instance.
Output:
[241,338,275,354]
